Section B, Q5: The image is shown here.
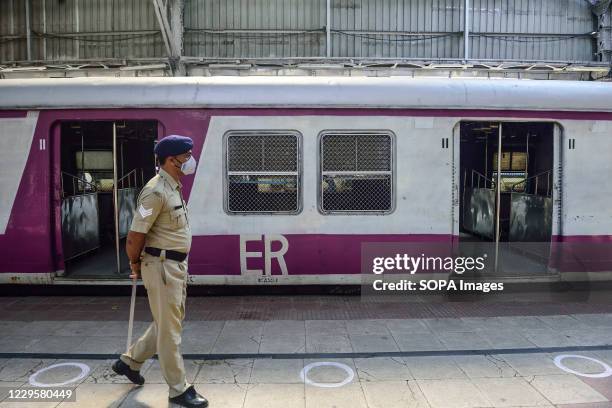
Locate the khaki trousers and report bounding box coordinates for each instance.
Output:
[121,253,188,398]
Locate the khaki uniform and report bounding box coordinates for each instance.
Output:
[120,169,191,398]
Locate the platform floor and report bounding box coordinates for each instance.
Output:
[1,350,612,408]
[1,296,611,407]
[1,314,612,357]
[3,292,612,322]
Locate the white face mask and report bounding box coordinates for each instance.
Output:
[179,156,197,175]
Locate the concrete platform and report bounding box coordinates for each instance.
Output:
[1,350,612,407]
[1,314,612,358]
[0,295,611,407]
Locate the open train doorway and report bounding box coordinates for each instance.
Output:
[458,121,557,276]
[57,121,157,279]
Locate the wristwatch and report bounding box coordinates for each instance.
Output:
[129,259,141,265]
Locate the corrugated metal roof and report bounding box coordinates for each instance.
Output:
[0,0,600,65]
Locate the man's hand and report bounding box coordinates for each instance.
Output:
[129,261,141,281]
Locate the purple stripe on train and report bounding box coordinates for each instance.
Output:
[187,234,612,276]
[188,234,454,276]
[0,111,27,118]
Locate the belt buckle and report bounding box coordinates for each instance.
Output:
[160,249,166,262]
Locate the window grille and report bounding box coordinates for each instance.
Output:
[226,131,300,213]
[320,132,393,213]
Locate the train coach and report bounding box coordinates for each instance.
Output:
[0,76,611,285]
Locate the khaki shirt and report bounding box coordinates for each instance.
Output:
[130,169,191,253]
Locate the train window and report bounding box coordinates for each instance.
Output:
[225,131,301,214]
[319,131,394,214]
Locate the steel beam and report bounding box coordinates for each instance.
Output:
[326,0,331,58]
[151,0,184,75]
[25,0,32,61]
[152,0,173,59]
[75,0,80,60]
[464,0,470,62]
[42,0,47,60]
[169,0,185,75]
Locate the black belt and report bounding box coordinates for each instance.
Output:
[144,247,187,262]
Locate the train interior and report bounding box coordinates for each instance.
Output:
[459,121,555,276]
[58,121,157,279]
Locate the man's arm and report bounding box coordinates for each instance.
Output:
[126,231,146,279]
[127,188,163,279]
[127,231,146,261]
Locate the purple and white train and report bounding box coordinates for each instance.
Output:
[0,77,611,285]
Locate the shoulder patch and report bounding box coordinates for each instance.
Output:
[138,204,153,218]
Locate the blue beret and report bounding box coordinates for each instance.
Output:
[154,135,193,159]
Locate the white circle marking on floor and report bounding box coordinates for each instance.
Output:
[29,362,91,387]
[553,354,612,378]
[300,362,355,388]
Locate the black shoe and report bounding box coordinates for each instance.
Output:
[169,386,208,408]
[111,359,145,385]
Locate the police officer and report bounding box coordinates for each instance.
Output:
[112,135,208,408]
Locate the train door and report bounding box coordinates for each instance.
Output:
[56,121,157,279]
[457,121,558,277]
